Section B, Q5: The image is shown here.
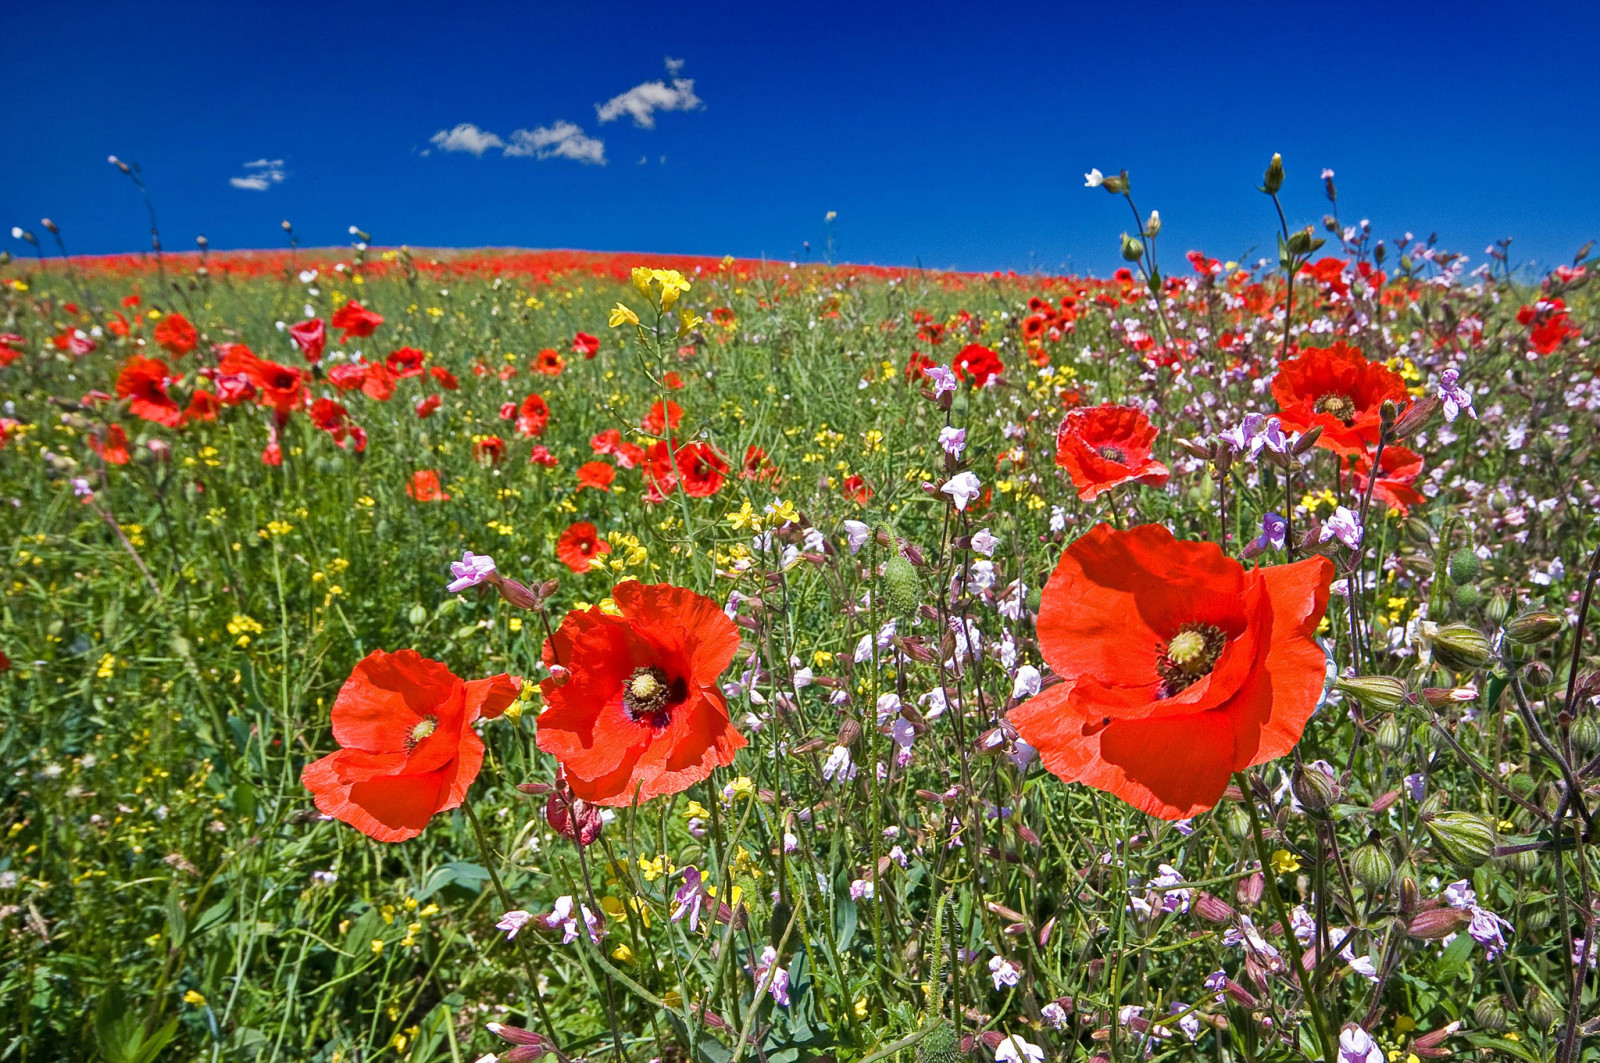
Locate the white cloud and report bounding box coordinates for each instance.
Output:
[504,121,606,165]
[230,158,285,191]
[429,123,506,157]
[596,59,703,128]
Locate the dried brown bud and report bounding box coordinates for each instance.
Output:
[836,719,862,747]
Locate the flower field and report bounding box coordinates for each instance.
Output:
[3,160,1600,1063]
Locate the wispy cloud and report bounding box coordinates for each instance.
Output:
[229,158,285,191]
[505,121,606,165]
[428,123,505,157]
[596,59,703,129]
[425,120,605,165]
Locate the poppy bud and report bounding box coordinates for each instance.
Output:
[1424,811,1496,869]
[1405,905,1472,939]
[1429,624,1493,671]
[1350,839,1395,893]
[1453,583,1482,610]
[1505,609,1562,645]
[1472,997,1508,1032]
[1335,675,1409,712]
[914,1020,959,1063]
[1445,548,1480,586]
[1194,892,1235,923]
[1291,762,1340,813]
[881,555,921,617]
[1120,233,1144,262]
[1261,153,1285,195]
[1374,714,1403,753]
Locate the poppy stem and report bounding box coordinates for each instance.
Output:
[1232,771,1338,1063]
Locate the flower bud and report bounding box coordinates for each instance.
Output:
[1120,233,1144,262]
[1291,762,1340,813]
[1194,892,1235,923]
[881,555,922,617]
[1336,675,1409,712]
[1504,609,1562,645]
[1472,997,1508,1032]
[1424,811,1496,869]
[1523,660,1554,688]
[1143,210,1161,238]
[1374,714,1404,753]
[1101,170,1128,195]
[1235,871,1264,907]
[1571,715,1600,754]
[836,718,862,747]
[1484,591,1511,626]
[1405,905,1472,939]
[1446,548,1480,586]
[493,575,539,610]
[1392,395,1441,440]
[1220,804,1251,840]
[1350,839,1395,893]
[1261,153,1285,196]
[1525,987,1560,1031]
[407,603,428,626]
[1430,624,1492,671]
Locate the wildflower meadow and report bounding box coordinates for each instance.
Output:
[3,156,1600,1063]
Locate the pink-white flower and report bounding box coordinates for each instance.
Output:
[448,550,497,593]
[941,472,982,511]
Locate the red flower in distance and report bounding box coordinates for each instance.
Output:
[536,582,745,806]
[152,313,198,357]
[953,343,1002,387]
[644,400,683,436]
[429,366,459,390]
[288,318,327,363]
[406,470,450,502]
[386,346,425,379]
[516,394,550,438]
[415,394,442,419]
[557,522,611,574]
[473,436,507,464]
[301,649,520,841]
[535,348,565,376]
[331,301,384,343]
[1054,404,1170,501]
[219,346,305,422]
[1008,523,1332,819]
[1353,445,1425,515]
[116,356,183,427]
[310,398,367,452]
[573,332,600,358]
[1271,341,1409,457]
[90,424,131,465]
[576,461,616,492]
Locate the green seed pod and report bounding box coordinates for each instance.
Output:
[1291,764,1340,814]
[1261,153,1285,195]
[1351,841,1395,893]
[1446,548,1481,585]
[407,603,428,626]
[1505,609,1562,645]
[1336,675,1409,712]
[1526,901,1554,931]
[1374,714,1404,753]
[1404,518,1435,546]
[1452,584,1482,611]
[1026,586,1042,615]
[1425,811,1496,869]
[1473,997,1508,1032]
[1484,590,1511,626]
[1120,232,1144,262]
[1430,624,1493,671]
[881,555,921,617]
[1526,987,1560,1031]
[1221,804,1252,841]
[1509,848,1538,875]
[1571,716,1600,754]
[915,1021,959,1063]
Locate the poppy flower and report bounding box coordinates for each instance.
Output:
[474,436,507,464]
[644,400,683,436]
[573,331,600,358]
[1054,405,1170,501]
[152,313,198,357]
[361,362,397,402]
[535,348,565,376]
[842,474,873,504]
[1008,523,1332,819]
[557,522,611,573]
[116,356,183,427]
[953,343,1002,387]
[328,362,367,392]
[576,461,615,492]
[219,346,305,422]
[905,351,936,381]
[0,333,23,368]
[416,394,442,419]
[310,398,367,452]
[591,428,645,469]
[184,389,220,424]
[516,394,550,438]
[1270,342,1409,457]
[530,445,559,468]
[1352,445,1425,515]
[386,346,425,379]
[664,371,684,390]
[536,581,745,806]
[90,424,131,465]
[407,470,450,502]
[331,300,384,343]
[301,649,520,841]
[429,366,459,390]
[288,318,327,363]
[674,442,728,498]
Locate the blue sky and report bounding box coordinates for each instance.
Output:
[3,0,1596,275]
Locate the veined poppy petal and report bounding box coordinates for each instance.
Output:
[330,649,463,754]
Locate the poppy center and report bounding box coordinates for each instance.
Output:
[405,714,439,752]
[623,665,678,726]
[1096,445,1128,463]
[1157,623,1227,697]
[1313,392,1357,423]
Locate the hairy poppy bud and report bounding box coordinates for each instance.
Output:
[1453,584,1482,610]
[1351,839,1395,893]
[915,1020,959,1063]
[1505,609,1562,645]
[1425,811,1496,869]
[881,555,921,617]
[1261,153,1285,195]
[1446,548,1480,586]
[1336,675,1409,712]
[1430,624,1493,671]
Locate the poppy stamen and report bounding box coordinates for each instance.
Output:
[405,714,439,753]
[1313,392,1357,424]
[1096,445,1127,463]
[1157,623,1227,696]
[623,665,674,726]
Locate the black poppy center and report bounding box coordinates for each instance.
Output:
[1157,623,1227,697]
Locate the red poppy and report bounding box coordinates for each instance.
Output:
[842,474,873,504]
[576,461,616,492]
[406,470,450,502]
[152,313,198,357]
[1008,523,1332,819]
[664,371,684,390]
[591,428,645,469]
[1270,342,1409,457]
[674,442,728,498]
[474,436,507,464]
[905,350,936,381]
[953,343,1002,387]
[310,398,367,452]
[301,649,520,841]
[0,333,23,368]
[90,424,131,465]
[557,522,612,573]
[1352,445,1425,515]
[516,394,550,438]
[331,301,384,343]
[415,394,442,419]
[429,366,459,390]
[530,445,558,468]
[288,318,327,363]
[1054,405,1170,501]
[573,332,600,358]
[386,346,425,379]
[535,348,565,376]
[219,346,305,422]
[361,362,397,402]
[644,400,684,436]
[116,356,183,427]
[536,582,745,806]
[184,388,220,423]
